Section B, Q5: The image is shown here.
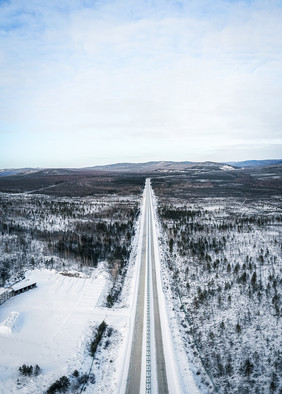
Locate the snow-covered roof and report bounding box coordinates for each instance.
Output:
[12,281,36,292]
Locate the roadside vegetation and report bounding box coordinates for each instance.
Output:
[45,321,114,393]
[154,176,282,393]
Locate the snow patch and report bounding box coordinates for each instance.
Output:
[0,312,20,336]
[220,164,235,171]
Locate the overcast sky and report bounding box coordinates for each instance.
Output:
[0,0,281,168]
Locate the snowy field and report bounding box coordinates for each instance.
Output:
[0,266,132,393]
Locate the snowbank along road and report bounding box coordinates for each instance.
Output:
[125,179,182,394]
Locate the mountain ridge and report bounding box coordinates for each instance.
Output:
[0,159,281,177]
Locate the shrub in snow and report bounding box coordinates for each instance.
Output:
[90,320,107,357]
[242,358,254,378]
[72,369,79,378]
[89,373,95,384]
[78,374,89,384]
[104,339,111,349]
[34,364,41,376]
[107,327,113,337]
[18,364,33,377]
[106,293,114,307]
[47,376,70,393]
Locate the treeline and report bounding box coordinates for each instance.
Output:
[0,193,140,287]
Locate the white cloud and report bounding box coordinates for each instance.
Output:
[0,0,282,167]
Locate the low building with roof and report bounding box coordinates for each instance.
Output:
[0,280,37,306]
[12,281,37,296]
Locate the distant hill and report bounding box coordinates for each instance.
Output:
[0,168,42,177]
[85,161,194,172]
[85,159,282,172]
[86,161,237,173]
[228,159,282,168]
[0,168,78,177]
[1,160,281,177]
[0,160,280,196]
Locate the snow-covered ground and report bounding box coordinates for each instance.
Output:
[0,190,144,393]
[0,183,209,394]
[0,267,112,392]
[154,193,282,393]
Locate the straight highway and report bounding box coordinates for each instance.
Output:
[126,179,168,394]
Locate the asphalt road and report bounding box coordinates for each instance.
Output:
[126,180,168,394]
